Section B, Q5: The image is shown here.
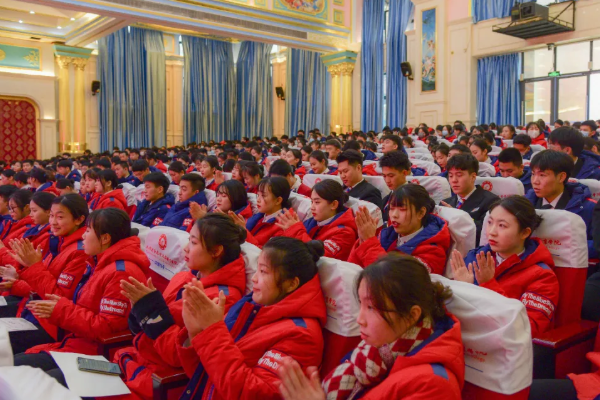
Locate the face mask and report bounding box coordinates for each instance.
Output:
[442,130,448,136]
[527,130,540,139]
[209,151,215,155]
[140,151,146,157]
[418,132,425,139]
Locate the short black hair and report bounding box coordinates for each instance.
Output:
[446,153,479,175]
[449,144,471,154]
[97,169,119,190]
[168,161,186,173]
[1,169,15,179]
[470,138,492,153]
[143,172,170,194]
[581,120,598,131]
[0,185,19,202]
[181,173,205,192]
[497,148,523,166]
[30,168,48,184]
[203,155,219,170]
[57,160,73,169]
[56,178,75,189]
[554,119,564,126]
[324,139,342,149]
[342,140,361,152]
[269,159,294,177]
[549,127,584,156]
[22,159,34,166]
[216,180,248,212]
[132,160,150,172]
[88,208,131,246]
[14,172,28,184]
[379,150,411,172]
[241,161,263,178]
[96,158,111,169]
[530,150,574,181]
[513,134,532,147]
[336,149,364,168]
[382,135,404,150]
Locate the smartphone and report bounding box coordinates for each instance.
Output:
[76,357,122,376]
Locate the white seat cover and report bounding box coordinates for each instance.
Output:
[434,206,476,278]
[222,172,232,181]
[413,140,427,148]
[74,181,80,192]
[204,189,216,211]
[477,162,496,177]
[409,152,435,162]
[431,274,533,395]
[475,176,524,198]
[577,179,600,201]
[145,226,190,280]
[363,175,391,198]
[302,174,343,189]
[410,159,441,176]
[247,193,259,215]
[374,152,384,159]
[302,161,311,170]
[328,160,338,168]
[120,183,138,207]
[439,139,455,146]
[407,147,430,154]
[131,222,151,249]
[289,192,313,221]
[317,257,362,336]
[530,144,546,152]
[167,184,180,202]
[503,139,513,148]
[133,184,146,205]
[491,145,502,153]
[408,176,451,204]
[345,197,383,228]
[240,242,261,295]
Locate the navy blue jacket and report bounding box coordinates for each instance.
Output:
[573,150,600,180]
[159,191,208,231]
[132,193,176,227]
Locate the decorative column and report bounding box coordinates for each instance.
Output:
[321,51,357,134]
[55,56,72,153]
[72,58,88,152]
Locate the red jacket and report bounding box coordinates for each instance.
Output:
[0,215,34,244]
[36,182,59,196]
[85,191,101,208]
[93,189,128,211]
[348,214,450,275]
[294,182,312,197]
[14,227,89,338]
[205,179,218,191]
[155,161,168,173]
[0,223,51,272]
[115,256,247,400]
[359,314,464,400]
[295,165,307,180]
[176,274,327,400]
[465,238,558,337]
[282,209,358,261]
[26,236,150,356]
[362,163,379,177]
[245,212,284,248]
[531,134,548,148]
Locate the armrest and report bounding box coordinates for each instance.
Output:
[152,371,188,385]
[153,371,188,400]
[533,320,597,350]
[99,330,134,345]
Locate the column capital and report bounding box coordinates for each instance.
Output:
[321,50,357,69]
[53,44,93,70]
[71,57,88,71]
[338,62,355,76]
[327,64,342,76]
[56,55,75,69]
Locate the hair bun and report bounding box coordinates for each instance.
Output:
[306,240,325,262]
[237,225,248,243]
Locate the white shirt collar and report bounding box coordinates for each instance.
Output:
[542,191,563,209]
[459,187,477,202]
[496,249,525,266]
[263,210,281,222]
[317,214,337,227]
[291,176,301,192]
[347,178,364,190]
[397,227,424,246]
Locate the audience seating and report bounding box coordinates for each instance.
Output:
[302,174,343,189]
[247,192,259,214]
[406,147,431,155]
[131,222,151,249]
[503,140,514,148]
[288,192,313,221]
[204,189,216,210]
[531,144,546,153]
[475,177,525,198]
[345,197,383,229]
[144,226,190,293]
[363,175,391,198]
[167,184,179,202]
[571,178,600,201]
[410,159,441,175]
[409,152,435,162]
[491,145,503,153]
[413,140,427,148]
[222,172,232,181]
[434,206,477,279]
[477,162,496,177]
[408,176,452,204]
[240,242,260,295]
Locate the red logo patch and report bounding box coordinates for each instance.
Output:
[183,218,193,227]
[57,272,75,289]
[158,234,167,250]
[152,218,164,227]
[100,297,128,316]
[481,181,493,192]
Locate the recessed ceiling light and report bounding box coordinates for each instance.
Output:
[18,20,23,23]
[57,26,62,29]
[70,17,75,21]
[29,11,35,14]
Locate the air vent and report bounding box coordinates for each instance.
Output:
[104,0,308,39]
[30,37,41,40]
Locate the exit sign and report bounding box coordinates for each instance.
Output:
[548,71,561,77]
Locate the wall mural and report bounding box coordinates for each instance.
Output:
[0,44,41,71]
[421,8,436,92]
[274,0,328,20]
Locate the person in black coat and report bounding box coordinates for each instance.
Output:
[336,150,383,210]
[440,153,499,244]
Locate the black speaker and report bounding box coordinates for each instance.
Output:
[400,62,413,80]
[91,81,100,96]
[275,86,285,100]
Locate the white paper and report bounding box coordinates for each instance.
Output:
[0,318,38,332]
[50,352,131,397]
[0,366,82,400]
[0,297,6,306]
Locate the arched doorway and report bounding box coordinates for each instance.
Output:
[0,96,38,162]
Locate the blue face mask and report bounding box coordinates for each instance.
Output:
[442,130,448,136]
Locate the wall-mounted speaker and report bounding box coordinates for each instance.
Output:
[91,81,100,96]
[400,62,413,80]
[275,86,285,100]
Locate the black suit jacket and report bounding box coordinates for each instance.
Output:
[442,186,499,245]
[347,180,383,210]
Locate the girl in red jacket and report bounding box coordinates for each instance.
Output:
[231,177,290,248]
[348,184,451,275]
[82,169,100,206]
[279,253,465,400]
[450,195,558,337]
[277,180,358,261]
[12,208,149,387]
[92,169,127,211]
[176,236,327,400]
[308,150,338,175]
[0,194,89,354]
[526,121,548,148]
[0,189,33,243]
[241,161,264,194]
[115,213,248,400]
[285,149,307,179]
[199,156,219,191]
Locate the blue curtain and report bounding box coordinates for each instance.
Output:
[182,36,236,144]
[472,0,573,23]
[284,48,330,136]
[98,27,166,150]
[476,53,522,126]
[386,0,413,129]
[361,0,385,132]
[236,41,273,139]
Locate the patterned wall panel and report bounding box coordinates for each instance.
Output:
[0,98,37,162]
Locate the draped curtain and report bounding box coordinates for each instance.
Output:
[97,26,166,151]
[361,0,385,132]
[182,36,236,144]
[236,41,273,139]
[386,0,413,129]
[284,48,330,136]
[476,53,522,126]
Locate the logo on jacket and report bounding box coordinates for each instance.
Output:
[315,178,322,184]
[481,181,493,192]
[158,234,167,250]
[411,179,420,184]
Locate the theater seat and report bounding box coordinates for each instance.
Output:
[477,162,496,177]
[247,193,259,215]
[431,274,532,400]
[204,189,216,211]
[475,177,524,198]
[409,152,435,162]
[302,174,343,189]
[410,159,441,175]
[407,147,431,155]
[363,175,391,198]
[167,184,180,203]
[345,197,383,229]
[491,145,502,153]
[503,139,514,148]
[131,222,151,249]
[288,192,313,221]
[317,256,362,376]
[302,161,311,170]
[413,140,427,148]
[433,206,476,279]
[408,176,452,204]
[222,172,232,181]
[145,227,190,293]
[572,178,600,202]
[531,144,546,152]
[120,183,140,218]
[240,242,260,295]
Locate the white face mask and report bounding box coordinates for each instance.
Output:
[580,130,590,137]
[442,130,448,136]
[527,130,540,139]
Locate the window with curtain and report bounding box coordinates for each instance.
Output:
[361,0,385,132]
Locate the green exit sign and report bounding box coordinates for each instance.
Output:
[548,71,561,77]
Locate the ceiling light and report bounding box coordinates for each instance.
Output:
[70,17,75,21]
[18,20,23,23]
[30,11,35,14]
[57,26,62,29]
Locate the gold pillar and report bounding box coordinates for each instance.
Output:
[340,63,355,134]
[56,56,73,152]
[72,58,88,152]
[328,65,341,134]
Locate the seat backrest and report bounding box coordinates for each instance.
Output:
[204,189,216,211]
[145,226,190,280]
[410,159,441,175]
[120,183,138,207]
[317,256,362,376]
[374,152,384,159]
[240,242,261,295]
[133,184,146,205]
[167,184,180,202]
[247,193,259,215]
[302,161,311,170]
[302,174,343,189]
[345,197,383,228]
[328,160,338,168]
[288,192,313,221]
[491,145,502,153]
[408,176,451,204]
[439,139,455,146]
[577,178,600,201]
[74,181,80,192]
[363,176,391,198]
[409,152,435,162]
[530,144,546,152]
[434,206,476,278]
[480,209,588,327]
[131,222,151,249]
[222,172,232,181]
[407,147,430,154]
[413,140,427,148]
[431,275,532,399]
[477,162,496,177]
[503,139,514,148]
[475,177,524,198]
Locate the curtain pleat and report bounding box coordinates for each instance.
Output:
[476,53,522,126]
[182,36,236,144]
[236,41,273,139]
[386,0,413,129]
[361,0,385,132]
[98,27,165,151]
[284,48,330,136]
